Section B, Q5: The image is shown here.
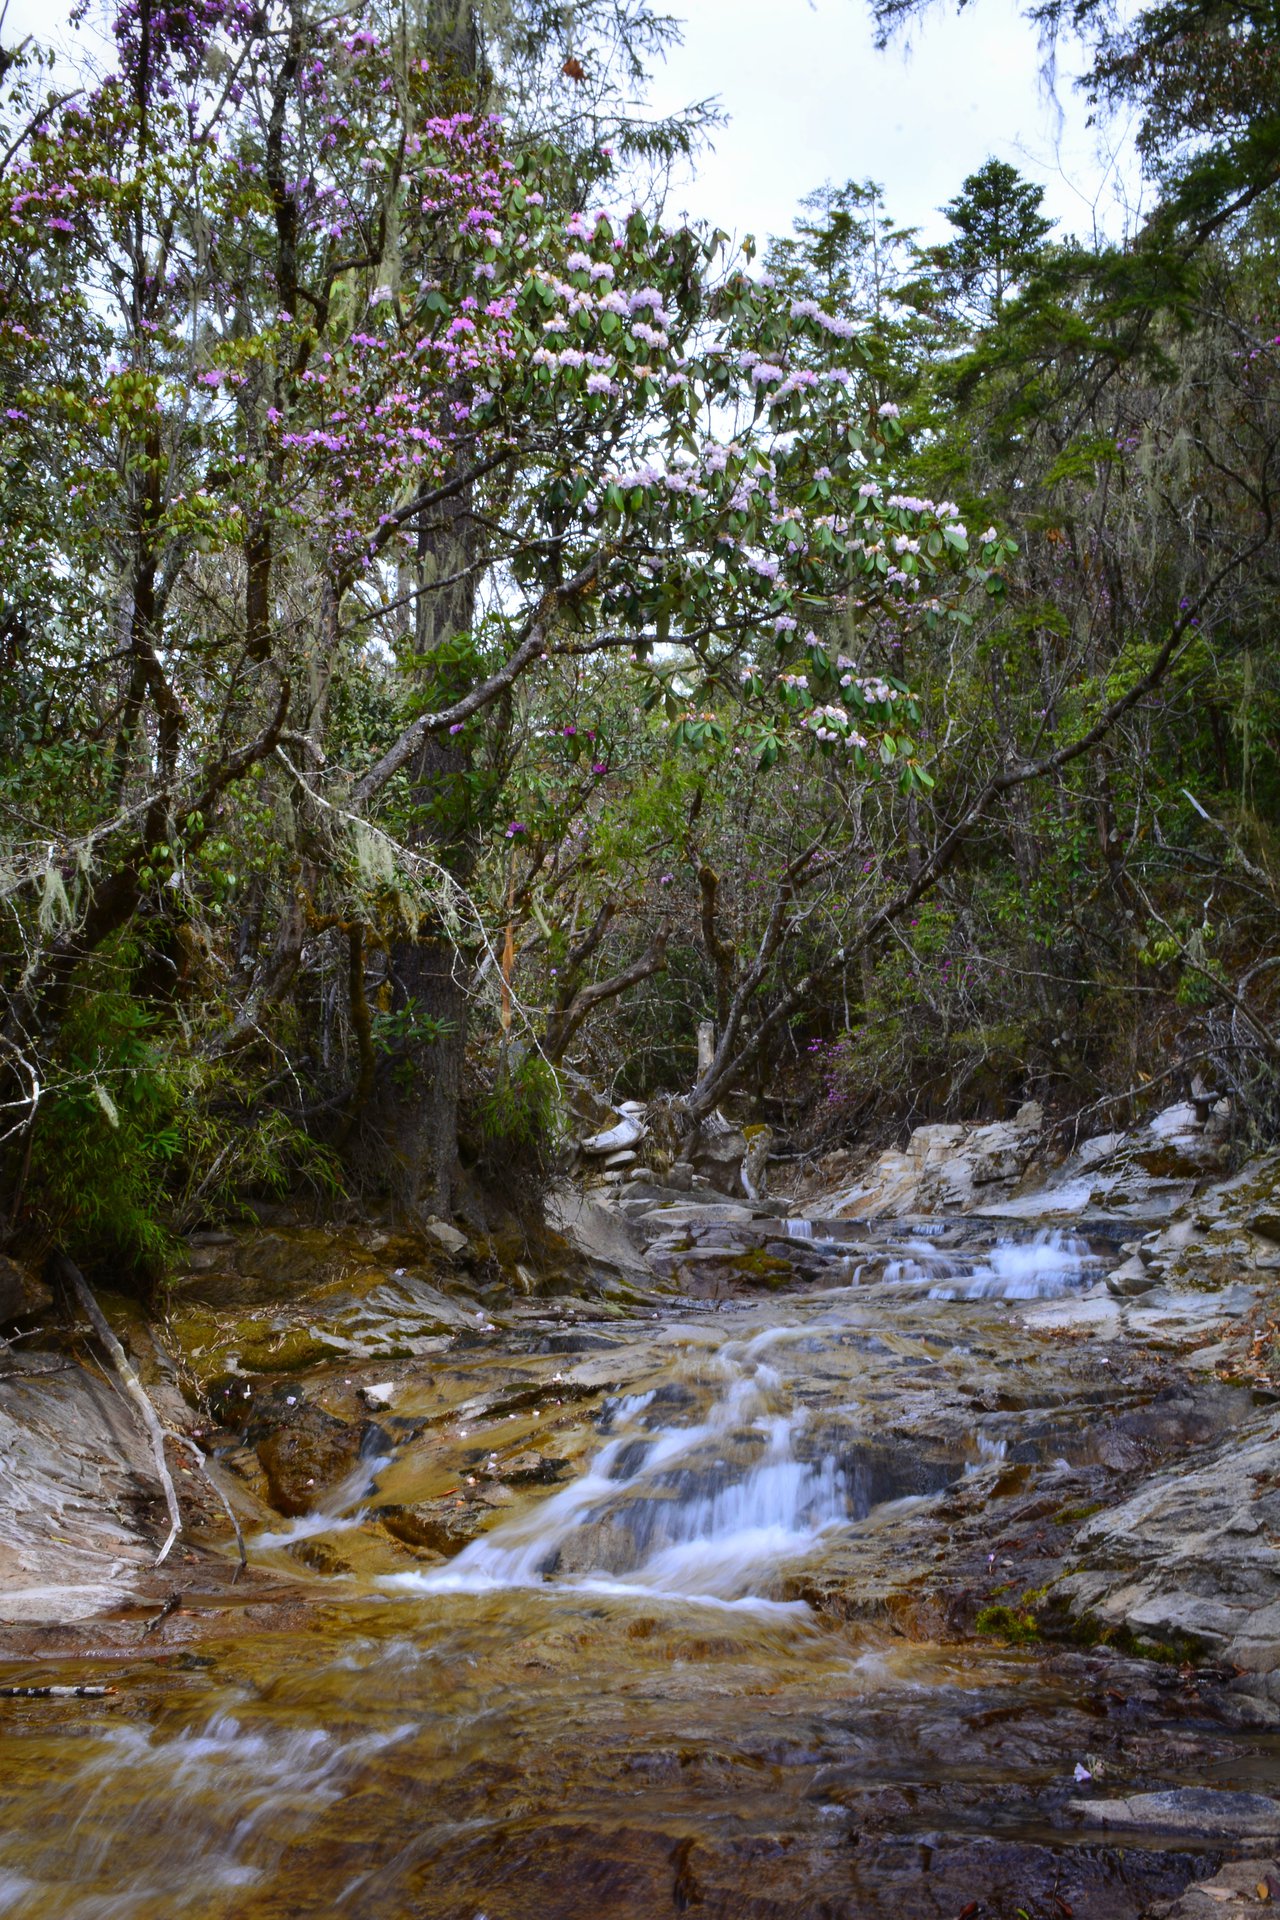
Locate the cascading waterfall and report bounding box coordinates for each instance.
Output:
[386,1357,851,1609]
[882,1229,1099,1301]
[2,1213,1205,1920]
[379,1229,1099,1610]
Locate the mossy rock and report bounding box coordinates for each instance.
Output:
[237,1324,351,1372]
[732,1247,794,1290]
[975,1603,1040,1646]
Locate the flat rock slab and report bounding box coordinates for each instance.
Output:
[0,1356,161,1624]
[1071,1790,1280,1841]
[631,1203,761,1233]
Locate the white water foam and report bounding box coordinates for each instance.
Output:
[251,1453,392,1551]
[0,1713,415,1918]
[881,1230,1098,1301]
[383,1361,850,1610]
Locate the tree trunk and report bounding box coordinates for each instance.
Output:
[361,4,488,1220]
[364,458,480,1220]
[376,936,469,1222]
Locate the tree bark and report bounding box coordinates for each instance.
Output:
[365,471,479,1220]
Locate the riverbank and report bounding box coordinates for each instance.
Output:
[3,1121,1280,1918]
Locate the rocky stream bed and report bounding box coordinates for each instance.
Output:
[5,1105,1280,1918]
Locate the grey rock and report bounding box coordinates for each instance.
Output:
[1070,1788,1280,1840]
[545,1191,651,1283]
[423,1219,469,1256]
[1077,1132,1126,1169]
[581,1117,644,1156]
[741,1126,773,1202]
[1106,1256,1160,1297]
[0,1355,166,1623]
[1060,1410,1280,1669]
[690,1111,749,1195]
[636,1202,756,1230]
[816,1112,1041,1219]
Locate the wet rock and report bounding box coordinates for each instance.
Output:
[549,1517,640,1576]
[249,1397,365,1516]
[536,1330,619,1355]
[379,1503,473,1557]
[1150,1860,1280,1920]
[839,1440,966,1510]
[496,1450,568,1485]
[0,1255,50,1324]
[1070,1788,1280,1841]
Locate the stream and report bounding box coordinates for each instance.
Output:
[1,1218,1275,1919]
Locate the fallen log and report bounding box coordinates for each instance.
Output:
[49,1252,183,1565]
[0,1684,118,1699]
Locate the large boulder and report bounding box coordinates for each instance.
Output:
[825,1105,1046,1218]
[1053,1407,1280,1671]
[1129,1101,1230,1179]
[689,1110,749,1196]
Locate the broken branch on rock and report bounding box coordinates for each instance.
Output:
[49,1251,183,1565]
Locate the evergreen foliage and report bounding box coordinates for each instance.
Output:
[1,0,1278,1274]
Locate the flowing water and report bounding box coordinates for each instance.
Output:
[0,1224,1267,1918]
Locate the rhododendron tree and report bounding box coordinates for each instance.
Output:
[0,0,1009,1232]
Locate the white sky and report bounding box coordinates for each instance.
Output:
[650,0,1144,250]
[4,0,1145,250]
